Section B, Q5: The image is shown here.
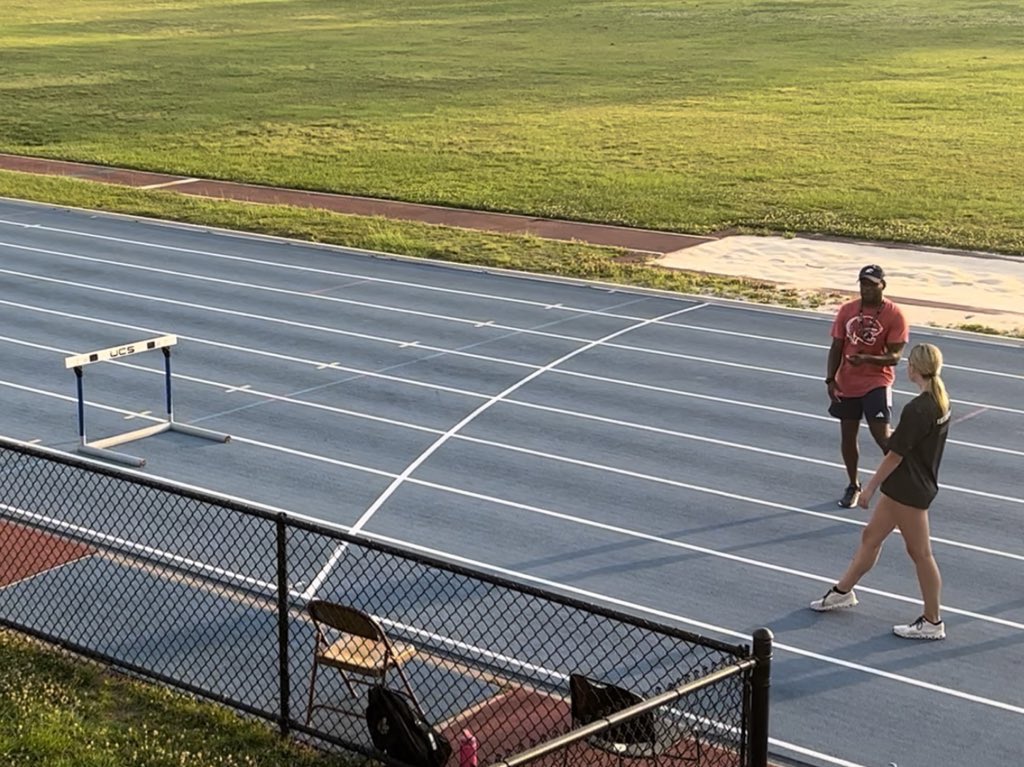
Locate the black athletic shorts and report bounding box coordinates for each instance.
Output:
[828,385,892,424]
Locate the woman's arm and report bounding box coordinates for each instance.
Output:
[858,451,904,508]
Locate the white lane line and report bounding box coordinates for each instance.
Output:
[3,444,1021,751]
[0,243,563,336]
[0,379,397,481]
[3,376,1023,600]
[1,264,1022,421]
[952,406,990,426]
[364,531,1024,718]
[1,216,1020,380]
[492,397,1024,504]
[591,339,1024,416]
[405,477,1024,630]
[0,554,96,591]
[2,328,1023,526]
[0,502,277,591]
[552,368,1024,458]
[3,296,1019,460]
[0,271,544,369]
[136,178,199,190]
[0,504,875,767]
[0,216,566,308]
[3,319,1021,508]
[0,436,352,535]
[768,739,870,767]
[441,436,1024,562]
[653,321,1024,382]
[300,303,711,600]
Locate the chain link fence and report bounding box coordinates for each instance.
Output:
[0,437,771,766]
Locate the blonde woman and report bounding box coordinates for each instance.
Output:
[811,343,951,640]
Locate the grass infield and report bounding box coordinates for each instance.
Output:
[1,0,1023,253]
[0,629,354,767]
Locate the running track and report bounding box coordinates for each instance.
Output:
[1,197,1022,767]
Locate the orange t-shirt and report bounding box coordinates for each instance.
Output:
[830,299,909,397]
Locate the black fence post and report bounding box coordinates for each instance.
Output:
[748,627,773,767]
[276,513,291,736]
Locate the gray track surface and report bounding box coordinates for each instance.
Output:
[1,198,1022,767]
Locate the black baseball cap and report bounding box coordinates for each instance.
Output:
[858,264,885,285]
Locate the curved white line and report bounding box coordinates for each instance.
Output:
[301,302,710,598]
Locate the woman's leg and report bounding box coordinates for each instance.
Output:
[835,498,898,592]
[892,497,942,622]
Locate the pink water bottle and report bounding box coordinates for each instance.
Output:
[459,729,479,767]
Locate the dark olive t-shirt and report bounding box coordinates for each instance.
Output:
[881,392,950,509]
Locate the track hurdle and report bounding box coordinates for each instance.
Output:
[64,334,230,467]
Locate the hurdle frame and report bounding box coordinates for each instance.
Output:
[65,334,230,467]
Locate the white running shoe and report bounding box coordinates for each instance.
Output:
[810,586,858,612]
[893,616,946,640]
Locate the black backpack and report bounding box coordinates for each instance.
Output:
[366,686,453,767]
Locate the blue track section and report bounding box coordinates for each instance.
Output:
[1,198,1022,767]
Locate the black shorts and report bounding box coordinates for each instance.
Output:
[828,385,892,423]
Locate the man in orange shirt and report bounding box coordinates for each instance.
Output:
[826,265,909,508]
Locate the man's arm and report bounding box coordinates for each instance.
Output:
[846,340,906,368]
[825,337,844,400]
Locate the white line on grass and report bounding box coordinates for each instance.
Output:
[136,178,199,190]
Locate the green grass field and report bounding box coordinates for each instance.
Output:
[3,0,1023,253]
[0,629,354,767]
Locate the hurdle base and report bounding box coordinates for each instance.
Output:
[78,421,230,466]
[169,421,231,443]
[79,444,147,467]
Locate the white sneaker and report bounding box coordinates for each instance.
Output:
[810,587,858,611]
[894,616,946,640]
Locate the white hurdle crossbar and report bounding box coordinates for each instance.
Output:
[65,334,230,467]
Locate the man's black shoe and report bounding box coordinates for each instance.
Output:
[838,483,862,508]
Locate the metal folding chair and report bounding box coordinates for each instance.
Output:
[305,599,420,725]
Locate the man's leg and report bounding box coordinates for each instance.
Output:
[864,386,894,453]
[830,396,864,507]
[837,418,863,506]
[867,419,892,454]
[839,418,861,486]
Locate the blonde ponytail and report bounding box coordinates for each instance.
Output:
[908,343,950,416]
